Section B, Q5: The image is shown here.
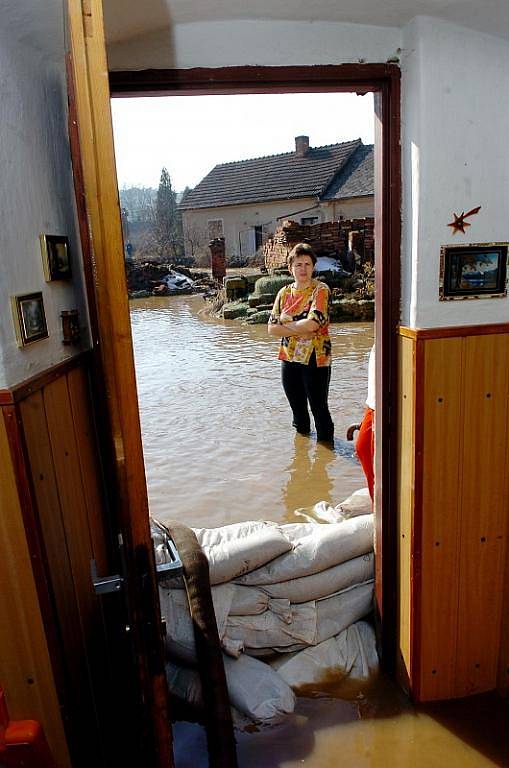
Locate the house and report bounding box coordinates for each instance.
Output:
[179,136,374,262]
[1,1,509,766]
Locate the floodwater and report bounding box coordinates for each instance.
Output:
[130,295,509,768]
[130,294,372,528]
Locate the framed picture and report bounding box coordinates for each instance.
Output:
[12,292,49,346]
[439,243,508,301]
[40,234,72,281]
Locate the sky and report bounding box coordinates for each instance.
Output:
[111,92,374,192]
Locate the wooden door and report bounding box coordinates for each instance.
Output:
[65,1,173,766]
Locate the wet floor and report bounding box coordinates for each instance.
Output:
[130,295,509,768]
[172,681,509,768]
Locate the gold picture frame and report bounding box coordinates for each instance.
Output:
[11,292,49,346]
[40,233,72,281]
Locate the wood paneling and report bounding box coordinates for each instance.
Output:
[419,338,463,700]
[455,334,509,697]
[397,325,509,702]
[0,413,71,768]
[397,336,414,688]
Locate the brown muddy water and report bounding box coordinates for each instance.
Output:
[130,294,372,528]
[130,295,509,768]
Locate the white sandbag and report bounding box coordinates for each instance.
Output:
[271,621,378,689]
[194,520,293,585]
[229,585,293,622]
[223,600,317,651]
[259,553,374,604]
[267,581,374,654]
[315,581,374,644]
[235,515,374,586]
[166,655,295,726]
[223,654,295,724]
[335,487,373,519]
[159,583,235,663]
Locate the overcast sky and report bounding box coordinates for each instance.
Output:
[111,92,374,192]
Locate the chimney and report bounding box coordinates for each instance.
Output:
[295,135,309,157]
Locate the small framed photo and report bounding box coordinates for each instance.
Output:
[12,292,49,346]
[439,243,508,301]
[40,234,72,281]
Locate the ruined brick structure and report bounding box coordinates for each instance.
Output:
[209,237,226,281]
[263,217,374,272]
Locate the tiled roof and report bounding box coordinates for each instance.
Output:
[179,139,363,211]
[321,144,374,200]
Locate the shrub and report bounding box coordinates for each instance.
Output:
[253,275,293,298]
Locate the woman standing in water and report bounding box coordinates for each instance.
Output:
[268,243,334,444]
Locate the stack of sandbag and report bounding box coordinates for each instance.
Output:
[153,487,378,725]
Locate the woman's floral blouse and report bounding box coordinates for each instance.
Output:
[269,279,331,366]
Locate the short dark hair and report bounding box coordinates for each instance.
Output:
[287,243,317,268]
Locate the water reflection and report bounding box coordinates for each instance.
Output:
[283,435,336,520]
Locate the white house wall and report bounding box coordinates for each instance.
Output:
[401,16,509,328]
[0,1,90,390]
[182,197,320,261]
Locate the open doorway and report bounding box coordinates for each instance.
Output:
[107,67,401,672]
[106,73,399,748]
[110,90,375,526]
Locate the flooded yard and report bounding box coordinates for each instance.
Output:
[130,294,373,528]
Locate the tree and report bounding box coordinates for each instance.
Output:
[152,167,179,260]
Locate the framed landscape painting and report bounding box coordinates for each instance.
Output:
[12,292,49,346]
[40,233,72,281]
[439,243,508,300]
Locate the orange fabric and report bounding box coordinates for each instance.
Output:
[356,407,374,502]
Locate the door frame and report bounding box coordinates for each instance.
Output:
[109,63,401,669]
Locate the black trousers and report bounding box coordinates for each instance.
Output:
[281,354,334,441]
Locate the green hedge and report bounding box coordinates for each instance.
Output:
[252,275,293,298]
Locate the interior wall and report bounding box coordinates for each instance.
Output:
[400,16,509,328]
[0,0,91,390]
[106,19,401,70]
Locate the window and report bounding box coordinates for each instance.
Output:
[254,225,263,250]
[301,216,319,225]
[207,219,224,239]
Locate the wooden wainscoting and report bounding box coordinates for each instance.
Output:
[397,324,509,701]
[0,408,71,768]
[0,354,116,768]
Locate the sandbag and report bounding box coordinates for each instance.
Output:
[268,581,374,654]
[223,600,317,651]
[229,585,292,621]
[315,581,374,645]
[159,583,235,663]
[335,487,373,519]
[258,553,374,604]
[292,488,372,524]
[194,520,293,585]
[235,515,374,586]
[271,621,378,689]
[166,655,295,725]
[223,654,295,724]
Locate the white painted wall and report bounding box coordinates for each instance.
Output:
[0,1,90,389]
[107,19,401,70]
[400,17,509,327]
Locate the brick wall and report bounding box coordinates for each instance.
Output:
[263,217,375,272]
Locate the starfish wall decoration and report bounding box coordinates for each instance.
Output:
[447,205,482,234]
